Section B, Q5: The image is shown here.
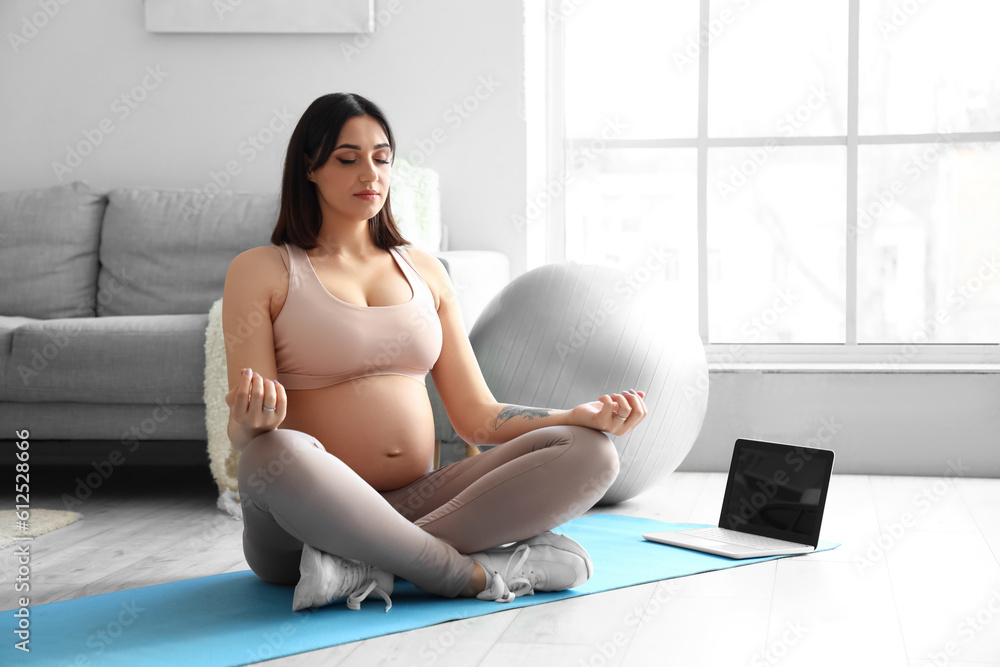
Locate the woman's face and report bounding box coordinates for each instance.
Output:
[307,114,392,224]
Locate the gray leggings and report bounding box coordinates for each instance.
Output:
[237,424,620,599]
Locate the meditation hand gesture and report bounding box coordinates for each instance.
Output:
[225,367,287,431]
[569,390,647,436]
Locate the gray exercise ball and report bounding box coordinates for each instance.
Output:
[468,260,708,505]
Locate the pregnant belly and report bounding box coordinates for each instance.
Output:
[279,375,437,491]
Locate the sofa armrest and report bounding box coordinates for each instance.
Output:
[432,250,510,333]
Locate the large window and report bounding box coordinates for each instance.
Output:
[547,0,1000,364]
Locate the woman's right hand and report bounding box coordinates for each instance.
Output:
[225,367,286,431]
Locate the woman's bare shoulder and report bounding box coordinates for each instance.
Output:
[227,245,291,318]
[231,244,289,277]
[400,247,448,310]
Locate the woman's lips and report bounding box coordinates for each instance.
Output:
[354,193,378,201]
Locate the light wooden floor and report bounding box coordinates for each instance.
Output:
[1,465,998,666]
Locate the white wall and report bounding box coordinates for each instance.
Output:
[682,370,1000,477]
[0,0,529,273]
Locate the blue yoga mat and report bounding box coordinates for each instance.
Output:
[3,513,838,666]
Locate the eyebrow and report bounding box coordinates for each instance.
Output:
[333,143,391,151]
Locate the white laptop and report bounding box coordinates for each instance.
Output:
[643,438,835,559]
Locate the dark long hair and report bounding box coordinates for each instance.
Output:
[270,93,409,250]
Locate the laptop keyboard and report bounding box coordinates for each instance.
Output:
[692,527,801,550]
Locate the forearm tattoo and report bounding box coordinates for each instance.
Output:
[493,404,551,431]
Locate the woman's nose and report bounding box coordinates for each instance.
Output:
[361,161,378,181]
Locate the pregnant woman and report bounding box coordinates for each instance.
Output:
[223,92,648,611]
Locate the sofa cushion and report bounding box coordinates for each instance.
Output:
[4,314,208,404]
[0,316,36,402]
[0,401,208,442]
[98,187,279,316]
[0,181,107,319]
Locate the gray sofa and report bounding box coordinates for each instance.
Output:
[0,181,509,466]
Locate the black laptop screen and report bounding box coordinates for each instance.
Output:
[718,440,834,547]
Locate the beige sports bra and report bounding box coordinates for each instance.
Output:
[272,243,442,390]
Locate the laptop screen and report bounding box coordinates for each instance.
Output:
[718,439,835,547]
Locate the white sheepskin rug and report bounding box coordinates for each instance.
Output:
[204,297,243,520]
[0,509,83,549]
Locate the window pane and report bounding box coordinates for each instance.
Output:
[565,148,698,330]
[708,0,847,137]
[859,0,1000,135]
[857,142,1000,343]
[564,1,699,139]
[708,146,846,343]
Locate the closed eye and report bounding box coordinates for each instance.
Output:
[338,159,391,164]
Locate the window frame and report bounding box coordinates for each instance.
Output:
[542,0,1000,369]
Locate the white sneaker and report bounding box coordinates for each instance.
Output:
[470,531,593,603]
[292,543,394,612]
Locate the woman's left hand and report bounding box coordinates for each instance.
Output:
[568,389,648,436]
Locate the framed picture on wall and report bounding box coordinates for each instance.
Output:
[144,0,374,34]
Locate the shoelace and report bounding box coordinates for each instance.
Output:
[481,544,542,602]
[347,580,393,612]
[336,557,393,612]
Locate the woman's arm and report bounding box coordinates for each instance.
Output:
[462,403,571,446]
[406,248,648,446]
[463,390,647,446]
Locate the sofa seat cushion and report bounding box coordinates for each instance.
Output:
[0,316,37,402]
[0,402,207,442]
[98,187,279,316]
[0,181,107,319]
[4,314,208,404]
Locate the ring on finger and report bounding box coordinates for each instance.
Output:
[263,406,276,412]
